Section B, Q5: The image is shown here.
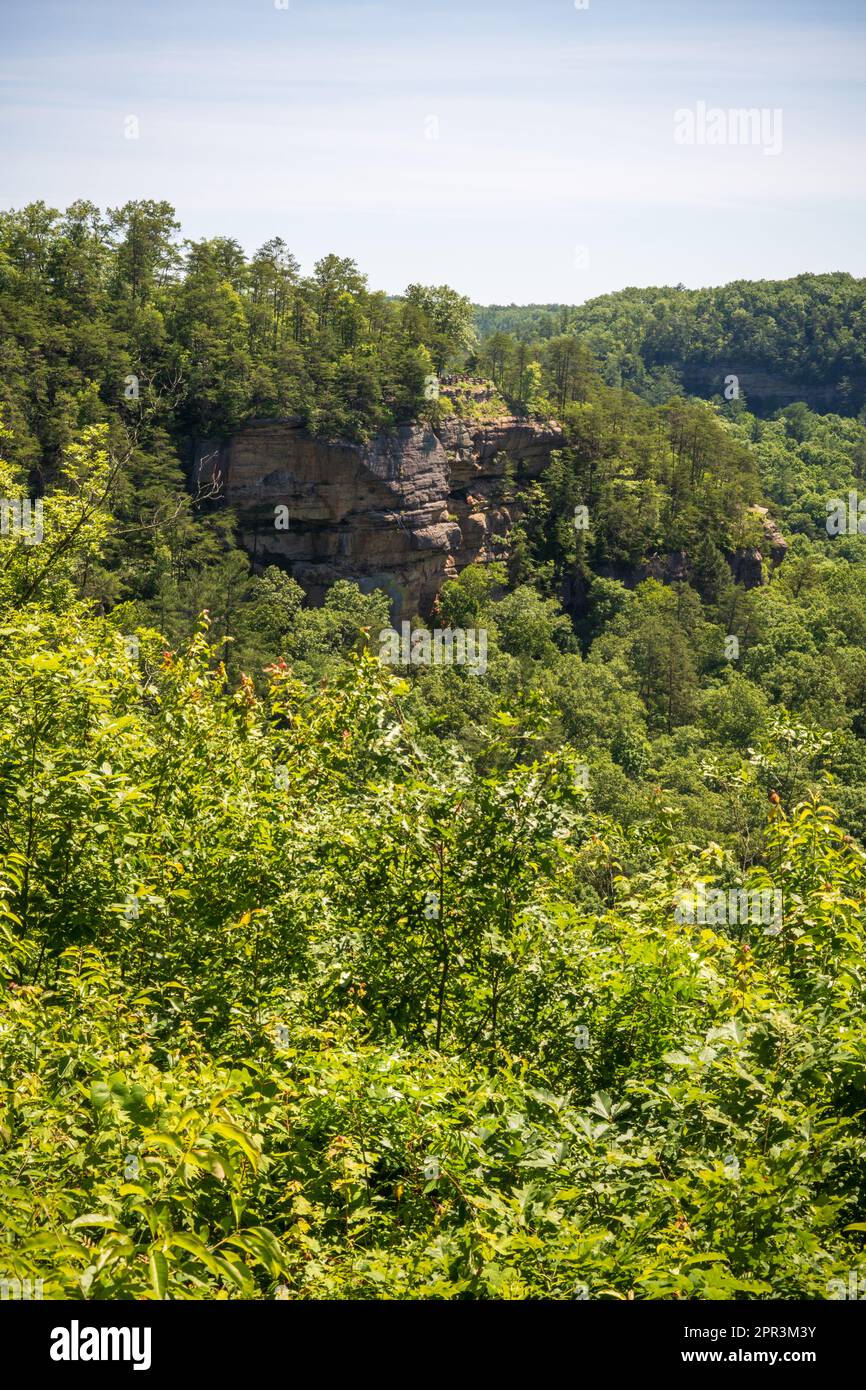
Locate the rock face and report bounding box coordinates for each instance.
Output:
[563,509,787,617]
[194,415,786,618]
[194,415,565,618]
[748,505,788,568]
[729,508,789,587]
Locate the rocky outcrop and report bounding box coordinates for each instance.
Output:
[194,415,787,619]
[729,508,789,587]
[564,510,786,617]
[194,414,564,618]
[748,505,788,567]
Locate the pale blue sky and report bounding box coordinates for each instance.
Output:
[1,0,864,301]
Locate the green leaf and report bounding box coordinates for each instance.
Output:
[149,1248,169,1299]
[89,1081,111,1110]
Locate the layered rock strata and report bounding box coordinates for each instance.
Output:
[194,415,565,617]
[194,416,786,620]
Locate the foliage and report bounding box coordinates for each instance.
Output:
[474,274,866,414]
[3,246,866,1301]
[1,600,866,1299]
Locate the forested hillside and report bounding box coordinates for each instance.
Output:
[0,198,477,465]
[474,274,866,411]
[2,202,866,1301]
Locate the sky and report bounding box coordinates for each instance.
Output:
[1,0,864,303]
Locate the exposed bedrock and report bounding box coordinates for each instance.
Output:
[194,416,786,620]
[194,415,565,618]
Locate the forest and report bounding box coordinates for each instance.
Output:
[2,200,866,1301]
[474,274,866,410]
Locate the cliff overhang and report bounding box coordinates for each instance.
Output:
[194,414,565,618]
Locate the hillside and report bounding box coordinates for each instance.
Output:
[2,203,866,1303]
[474,274,866,413]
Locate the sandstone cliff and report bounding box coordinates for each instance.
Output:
[194,414,565,618]
[194,413,785,621]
